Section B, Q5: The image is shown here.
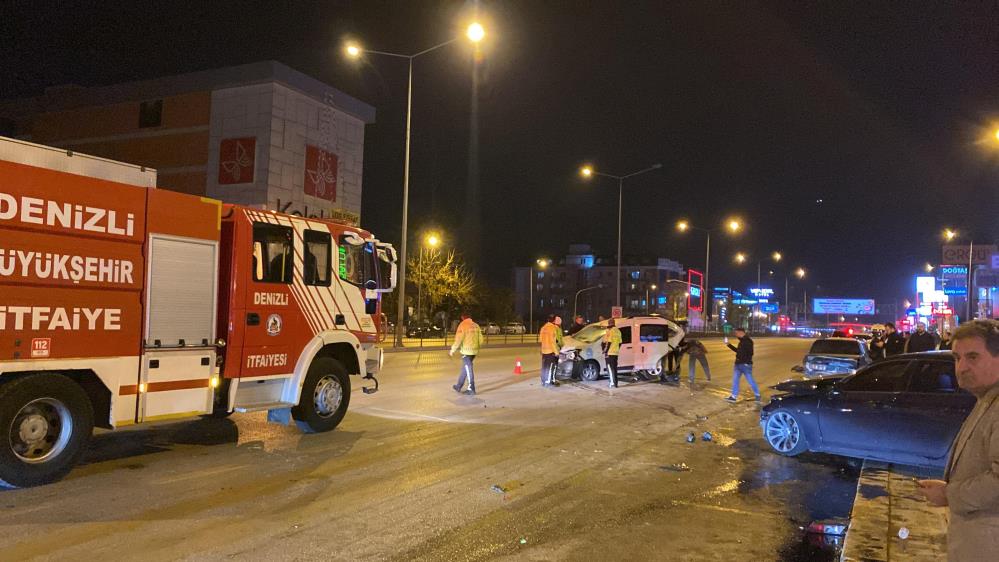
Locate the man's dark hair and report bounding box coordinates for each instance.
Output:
[885,322,895,329]
[952,320,999,357]
[547,314,555,323]
[460,310,471,319]
[734,327,746,334]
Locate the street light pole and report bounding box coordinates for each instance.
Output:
[346,29,483,348]
[617,176,623,308]
[579,163,662,308]
[573,285,602,320]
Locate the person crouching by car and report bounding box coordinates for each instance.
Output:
[568,315,586,336]
[686,339,711,385]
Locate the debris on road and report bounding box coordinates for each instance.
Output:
[519,538,528,544]
[490,484,507,494]
[897,526,909,540]
[686,432,696,443]
[701,431,713,442]
[659,463,691,472]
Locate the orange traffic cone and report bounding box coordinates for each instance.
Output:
[513,358,523,374]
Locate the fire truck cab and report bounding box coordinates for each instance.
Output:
[0,137,395,488]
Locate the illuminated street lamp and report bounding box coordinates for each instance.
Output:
[941,227,977,321]
[646,283,658,315]
[529,257,550,333]
[676,217,742,327]
[925,263,934,273]
[734,252,747,264]
[416,231,443,323]
[579,162,663,307]
[347,23,486,347]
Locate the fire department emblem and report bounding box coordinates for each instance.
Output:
[266,314,283,336]
[218,137,256,185]
[304,145,338,202]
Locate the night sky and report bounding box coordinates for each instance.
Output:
[3,1,998,305]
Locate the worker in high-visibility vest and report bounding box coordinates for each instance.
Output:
[539,315,561,387]
[450,311,484,395]
[602,318,623,388]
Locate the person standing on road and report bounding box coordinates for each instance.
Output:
[884,322,906,357]
[686,339,711,385]
[906,322,937,353]
[940,330,954,351]
[568,315,586,336]
[725,328,761,403]
[539,315,561,387]
[869,324,887,362]
[602,318,622,388]
[450,311,484,395]
[918,320,999,562]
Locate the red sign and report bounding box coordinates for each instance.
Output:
[218,137,256,185]
[31,338,51,358]
[304,145,338,201]
[687,269,704,312]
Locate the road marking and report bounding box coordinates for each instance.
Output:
[154,465,245,485]
[671,500,766,517]
[358,407,453,423]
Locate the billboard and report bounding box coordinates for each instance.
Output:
[942,244,998,265]
[940,265,968,296]
[687,269,704,311]
[813,298,876,315]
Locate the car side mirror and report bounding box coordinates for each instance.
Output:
[791,365,804,373]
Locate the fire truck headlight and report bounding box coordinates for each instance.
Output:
[210,376,220,389]
[215,338,226,348]
[138,383,147,393]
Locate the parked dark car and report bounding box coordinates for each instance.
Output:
[761,351,973,469]
[405,321,444,338]
[796,337,870,378]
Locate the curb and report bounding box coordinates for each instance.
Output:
[841,461,947,561]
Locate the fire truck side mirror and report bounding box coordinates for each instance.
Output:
[365,279,377,291]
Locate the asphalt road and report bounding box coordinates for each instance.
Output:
[0,337,858,561]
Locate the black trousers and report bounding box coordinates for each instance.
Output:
[606,355,618,387]
[541,353,557,384]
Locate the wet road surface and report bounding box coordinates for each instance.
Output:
[0,337,860,560]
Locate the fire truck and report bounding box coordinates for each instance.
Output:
[0,137,396,488]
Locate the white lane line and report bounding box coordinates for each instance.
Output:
[358,407,453,423]
[154,465,244,485]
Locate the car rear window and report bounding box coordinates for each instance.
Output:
[810,340,860,355]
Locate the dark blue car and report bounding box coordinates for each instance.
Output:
[760,352,974,468]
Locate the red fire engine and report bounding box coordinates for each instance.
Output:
[0,137,396,487]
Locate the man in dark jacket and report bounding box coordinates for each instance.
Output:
[725,328,760,402]
[567,315,586,336]
[884,322,906,356]
[906,322,937,353]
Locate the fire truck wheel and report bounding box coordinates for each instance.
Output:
[0,374,94,488]
[292,358,351,433]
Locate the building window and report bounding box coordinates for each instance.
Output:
[630,271,640,280]
[139,99,163,128]
[537,271,545,279]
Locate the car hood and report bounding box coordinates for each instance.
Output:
[773,375,845,394]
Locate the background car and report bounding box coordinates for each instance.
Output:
[761,351,972,469]
[405,321,445,338]
[483,322,502,335]
[503,321,527,335]
[796,337,870,378]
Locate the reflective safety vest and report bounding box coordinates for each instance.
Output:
[451,318,484,356]
[603,326,622,356]
[539,322,562,354]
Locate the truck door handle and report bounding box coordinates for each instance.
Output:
[246,313,260,326]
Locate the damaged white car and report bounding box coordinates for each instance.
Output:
[556,316,685,382]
